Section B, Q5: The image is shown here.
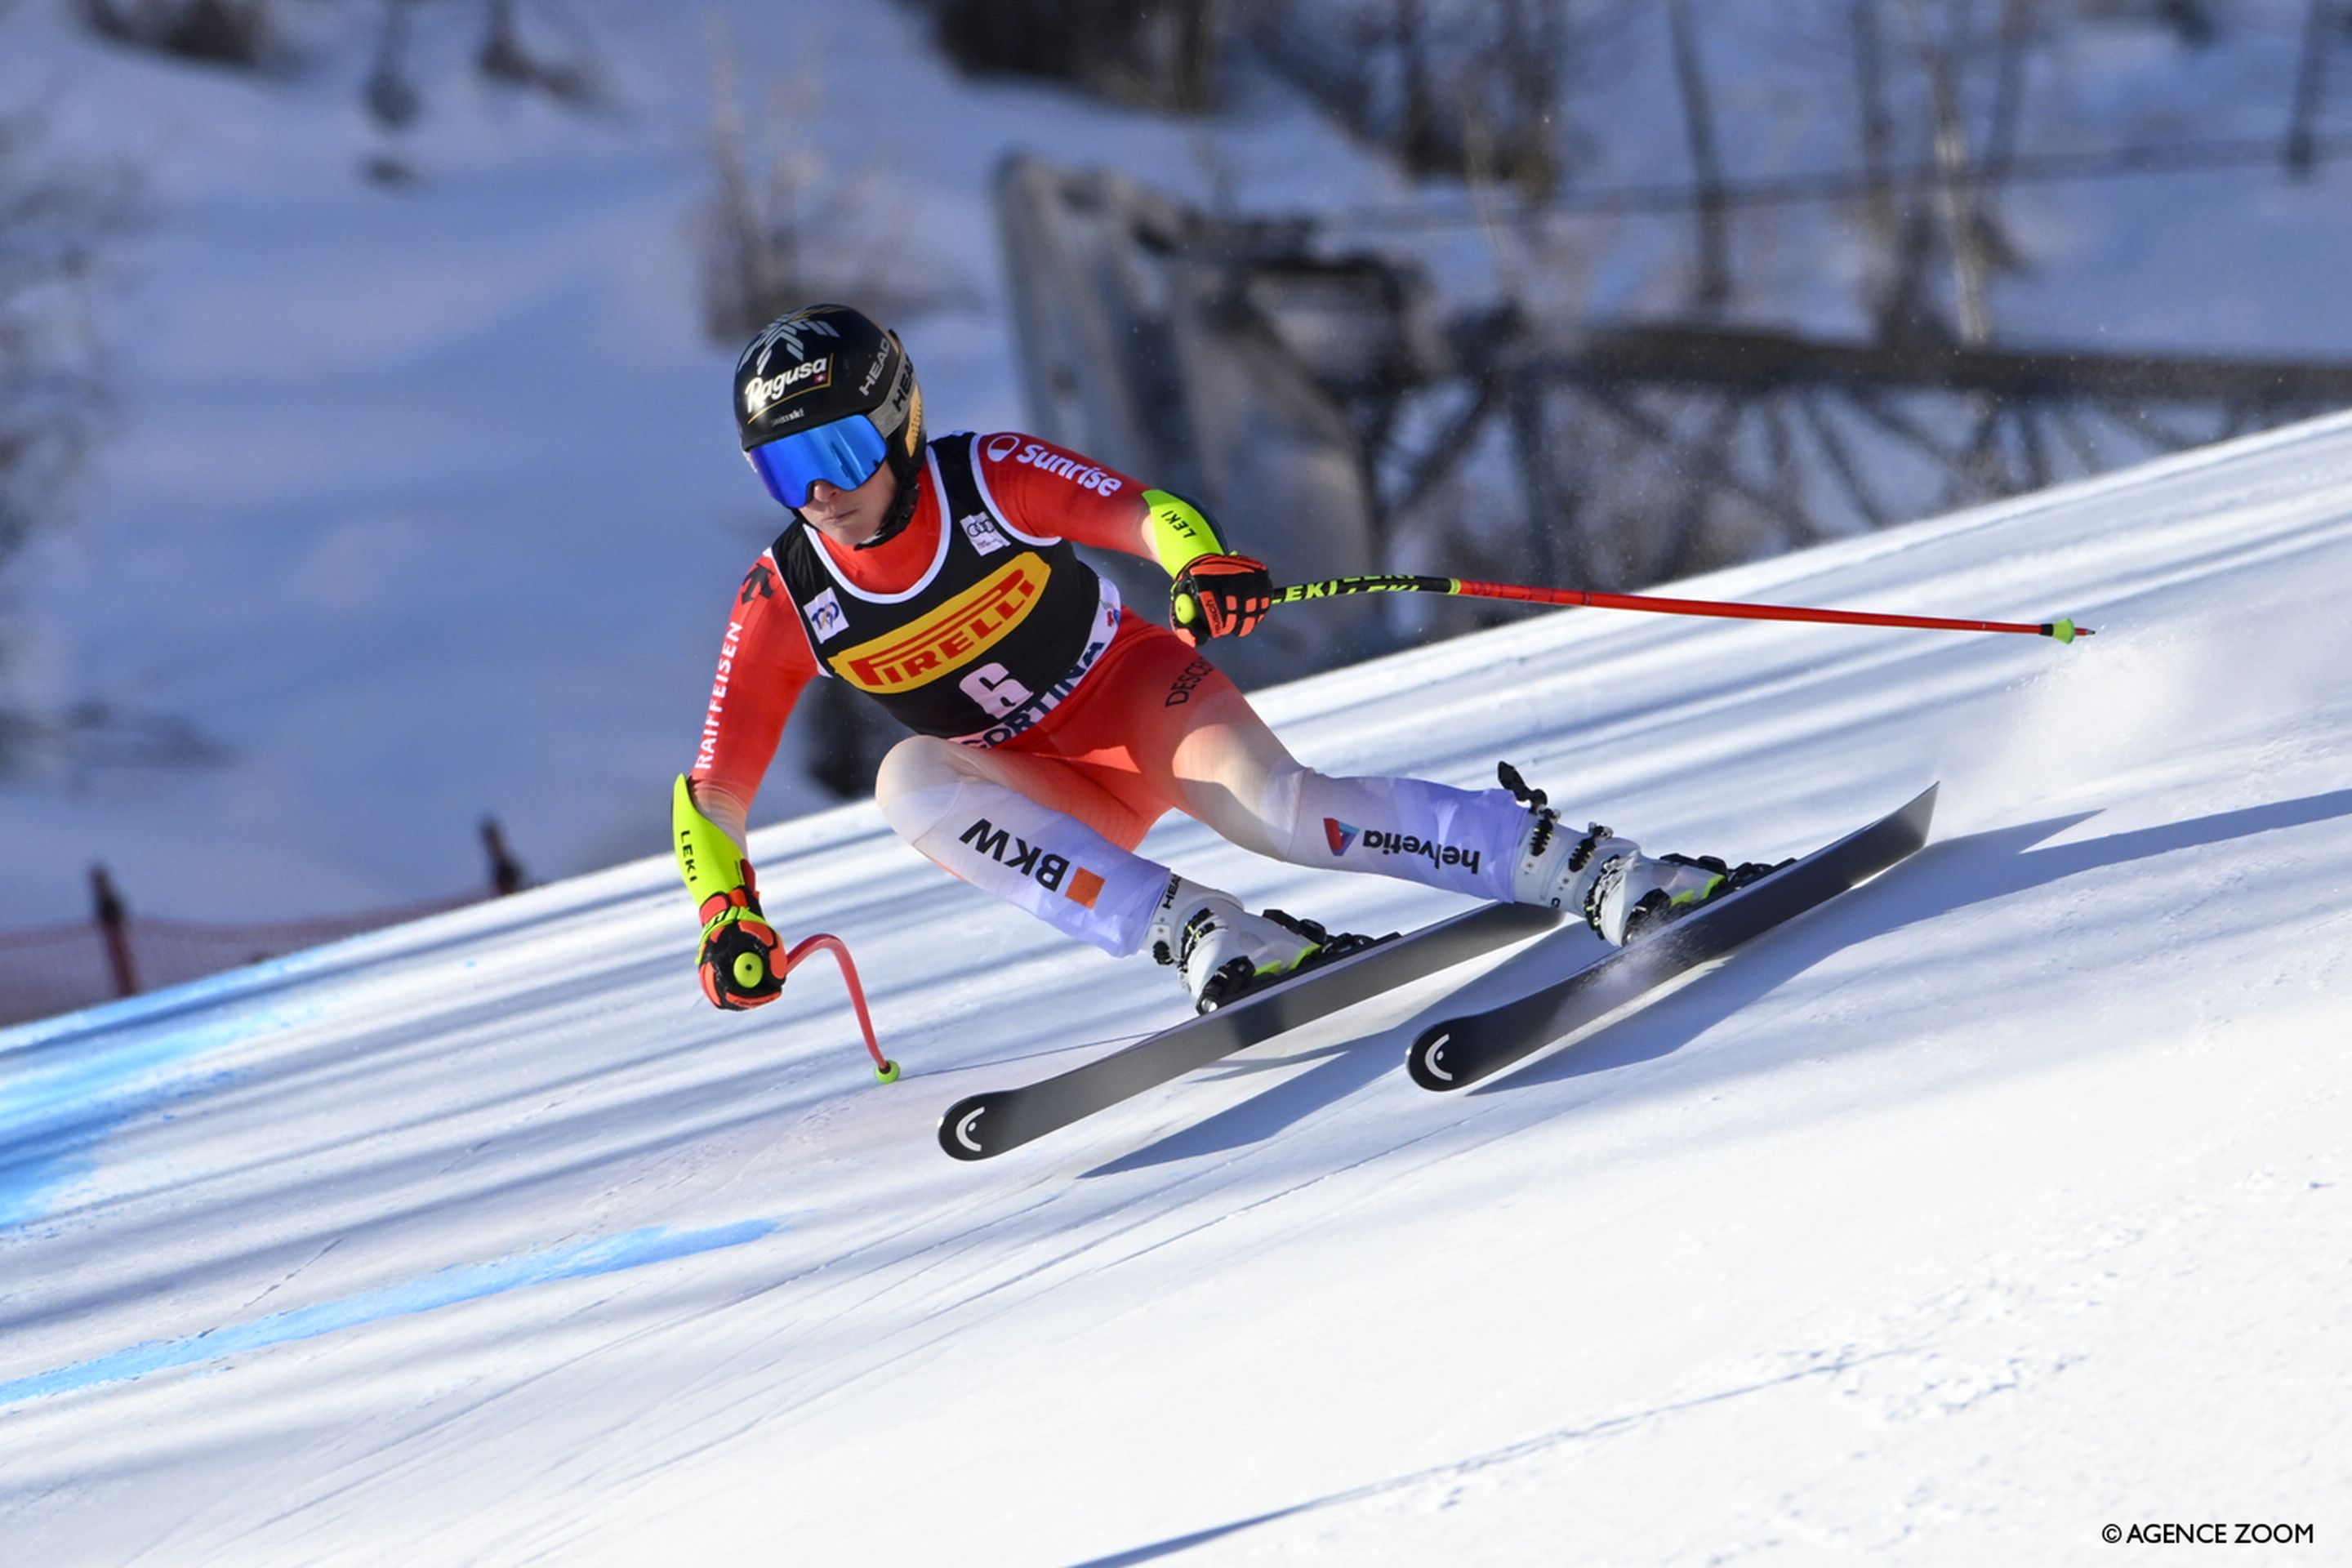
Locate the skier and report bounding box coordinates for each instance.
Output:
[675,305,1751,1014]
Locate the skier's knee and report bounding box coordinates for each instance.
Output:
[1260,764,1307,835]
[876,735,968,797]
[1260,764,1339,865]
[875,737,975,843]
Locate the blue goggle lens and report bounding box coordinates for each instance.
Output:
[746,416,891,509]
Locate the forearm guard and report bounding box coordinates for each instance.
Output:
[674,774,749,908]
[1142,488,1231,577]
[675,774,782,1008]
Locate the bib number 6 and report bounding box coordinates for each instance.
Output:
[960,662,1034,718]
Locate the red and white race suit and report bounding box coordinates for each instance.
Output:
[690,430,1537,955]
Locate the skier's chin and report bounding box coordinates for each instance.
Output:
[808,510,881,549]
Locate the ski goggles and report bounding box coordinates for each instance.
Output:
[745,414,892,509]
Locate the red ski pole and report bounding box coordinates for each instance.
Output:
[782,933,898,1083]
[1267,572,2094,643]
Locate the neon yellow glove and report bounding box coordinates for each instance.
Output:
[674,775,782,1010]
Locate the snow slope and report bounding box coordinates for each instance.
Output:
[5,412,2350,1565]
[0,0,1405,923]
[8,0,2352,928]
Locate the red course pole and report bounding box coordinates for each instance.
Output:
[782,933,898,1083]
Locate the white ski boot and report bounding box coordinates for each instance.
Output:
[1581,851,1741,943]
[1499,762,1762,946]
[1510,804,1637,920]
[1148,876,1352,1013]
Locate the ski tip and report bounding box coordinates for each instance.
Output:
[938,1095,995,1160]
[1406,1026,1469,1092]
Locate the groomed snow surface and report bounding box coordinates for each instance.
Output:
[6,416,2350,1565]
[11,0,2352,929]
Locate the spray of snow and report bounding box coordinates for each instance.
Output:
[1939,587,2352,837]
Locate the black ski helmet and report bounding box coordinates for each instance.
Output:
[733,304,926,547]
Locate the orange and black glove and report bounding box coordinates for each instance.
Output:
[1169,554,1273,647]
[675,775,785,1010]
[1143,488,1274,648]
[695,882,784,1010]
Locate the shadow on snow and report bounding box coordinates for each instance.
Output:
[1079,786,2352,1172]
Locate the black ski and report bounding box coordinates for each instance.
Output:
[1408,783,1938,1091]
[939,901,1565,1160]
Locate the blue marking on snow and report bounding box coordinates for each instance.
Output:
[1,942,327,1054]
[0,918,462,1235]
[0,973,319,1233]
[0,1219,781,1407]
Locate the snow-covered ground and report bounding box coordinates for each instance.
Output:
[4,411,2348,1564]
[0,0,1407,924]
[6,1,2352,927]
